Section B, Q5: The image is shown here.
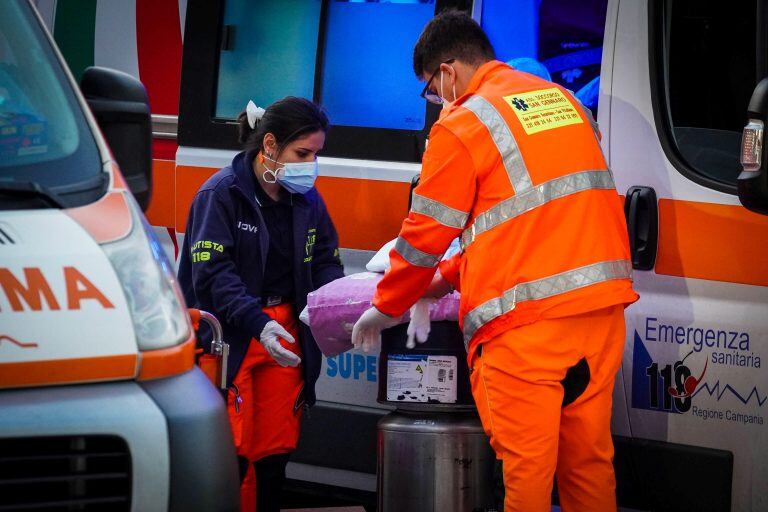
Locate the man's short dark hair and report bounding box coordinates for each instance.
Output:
[413,10,496,78]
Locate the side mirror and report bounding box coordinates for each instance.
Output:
[80,67,152,211]
[737,77,768,215]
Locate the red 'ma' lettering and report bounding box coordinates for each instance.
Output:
[64,267,114,310]
[0,267,114,311]
[0,268,60,312]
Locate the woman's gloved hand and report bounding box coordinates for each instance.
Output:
[258,320,302,367]
[352,307,401,353]
[406,299,434,349]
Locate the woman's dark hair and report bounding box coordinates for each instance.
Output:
[413,10,495,77]
[236,96,329,154]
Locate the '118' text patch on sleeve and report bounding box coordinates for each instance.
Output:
[503,88,583,135]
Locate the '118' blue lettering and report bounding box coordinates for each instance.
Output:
[326,354,377,382]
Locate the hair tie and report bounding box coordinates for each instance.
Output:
[246,100,266,129]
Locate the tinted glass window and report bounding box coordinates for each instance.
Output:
[319,0,435,130]
[665,0,759,186]
[214,0,435,130]
[0,1,101,205]
[481,0,607,112]
[215,0,322,119]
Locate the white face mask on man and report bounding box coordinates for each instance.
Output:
[439,68,457,109]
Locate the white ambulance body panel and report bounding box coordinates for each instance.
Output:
[0,210,137,366]
[605,1,768,510]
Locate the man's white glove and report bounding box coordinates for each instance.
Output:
[258,320,301,367]
[406,299,434,349]
[352,307,401,353]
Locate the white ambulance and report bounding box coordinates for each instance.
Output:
[35,0,768,509]
[604,1,768,511]
[0,2,238,511]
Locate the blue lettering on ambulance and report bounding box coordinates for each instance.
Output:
[644,317,750,353]
[339,353,351,378]
[367,356,377,382]
[326,354,377,382]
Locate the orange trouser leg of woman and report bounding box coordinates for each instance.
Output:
[469,305,625,512]
[226,304,304,512]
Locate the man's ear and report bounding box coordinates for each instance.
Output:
[439,62,454,77]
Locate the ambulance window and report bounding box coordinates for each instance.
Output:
[214,0,322,119]
[659,0,763,189]
[481,0,608,114]
[0,2,102,209]
[318,0,436,131]
[180,0,469,161]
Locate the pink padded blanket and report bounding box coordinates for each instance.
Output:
[307,272,461,357]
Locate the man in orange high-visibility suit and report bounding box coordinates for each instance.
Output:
[352,11,639,512]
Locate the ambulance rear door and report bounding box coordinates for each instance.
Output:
[605,1,768,510]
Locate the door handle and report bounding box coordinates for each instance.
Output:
[624,186,658,270]
[408,174,420,211]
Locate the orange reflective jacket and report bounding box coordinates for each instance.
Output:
[373,61,638,351]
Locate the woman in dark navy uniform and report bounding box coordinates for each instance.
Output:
[178,97,344,512]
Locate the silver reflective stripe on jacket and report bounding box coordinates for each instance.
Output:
[462,259,633,344]
[460,170,616,249]
[411,193,469,229]
[573,94,600,139]
[394,236,441,268]
[463,95,533,193]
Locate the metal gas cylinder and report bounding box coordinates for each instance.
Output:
[376,322,497,512]
[377,410,496,512]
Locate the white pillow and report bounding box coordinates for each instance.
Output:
[365,237,461,273]
[365,238,397,272]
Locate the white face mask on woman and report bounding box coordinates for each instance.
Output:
[263,154,318,195]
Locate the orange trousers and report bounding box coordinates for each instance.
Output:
[469,305,625,512]
[227,304,303,512]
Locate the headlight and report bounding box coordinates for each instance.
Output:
[101,192,190,350]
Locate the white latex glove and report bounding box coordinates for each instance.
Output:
[406,299,434,349]
[258,320,301,367]
[352,307,401,353]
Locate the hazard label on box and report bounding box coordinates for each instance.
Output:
[386,354,457,403]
